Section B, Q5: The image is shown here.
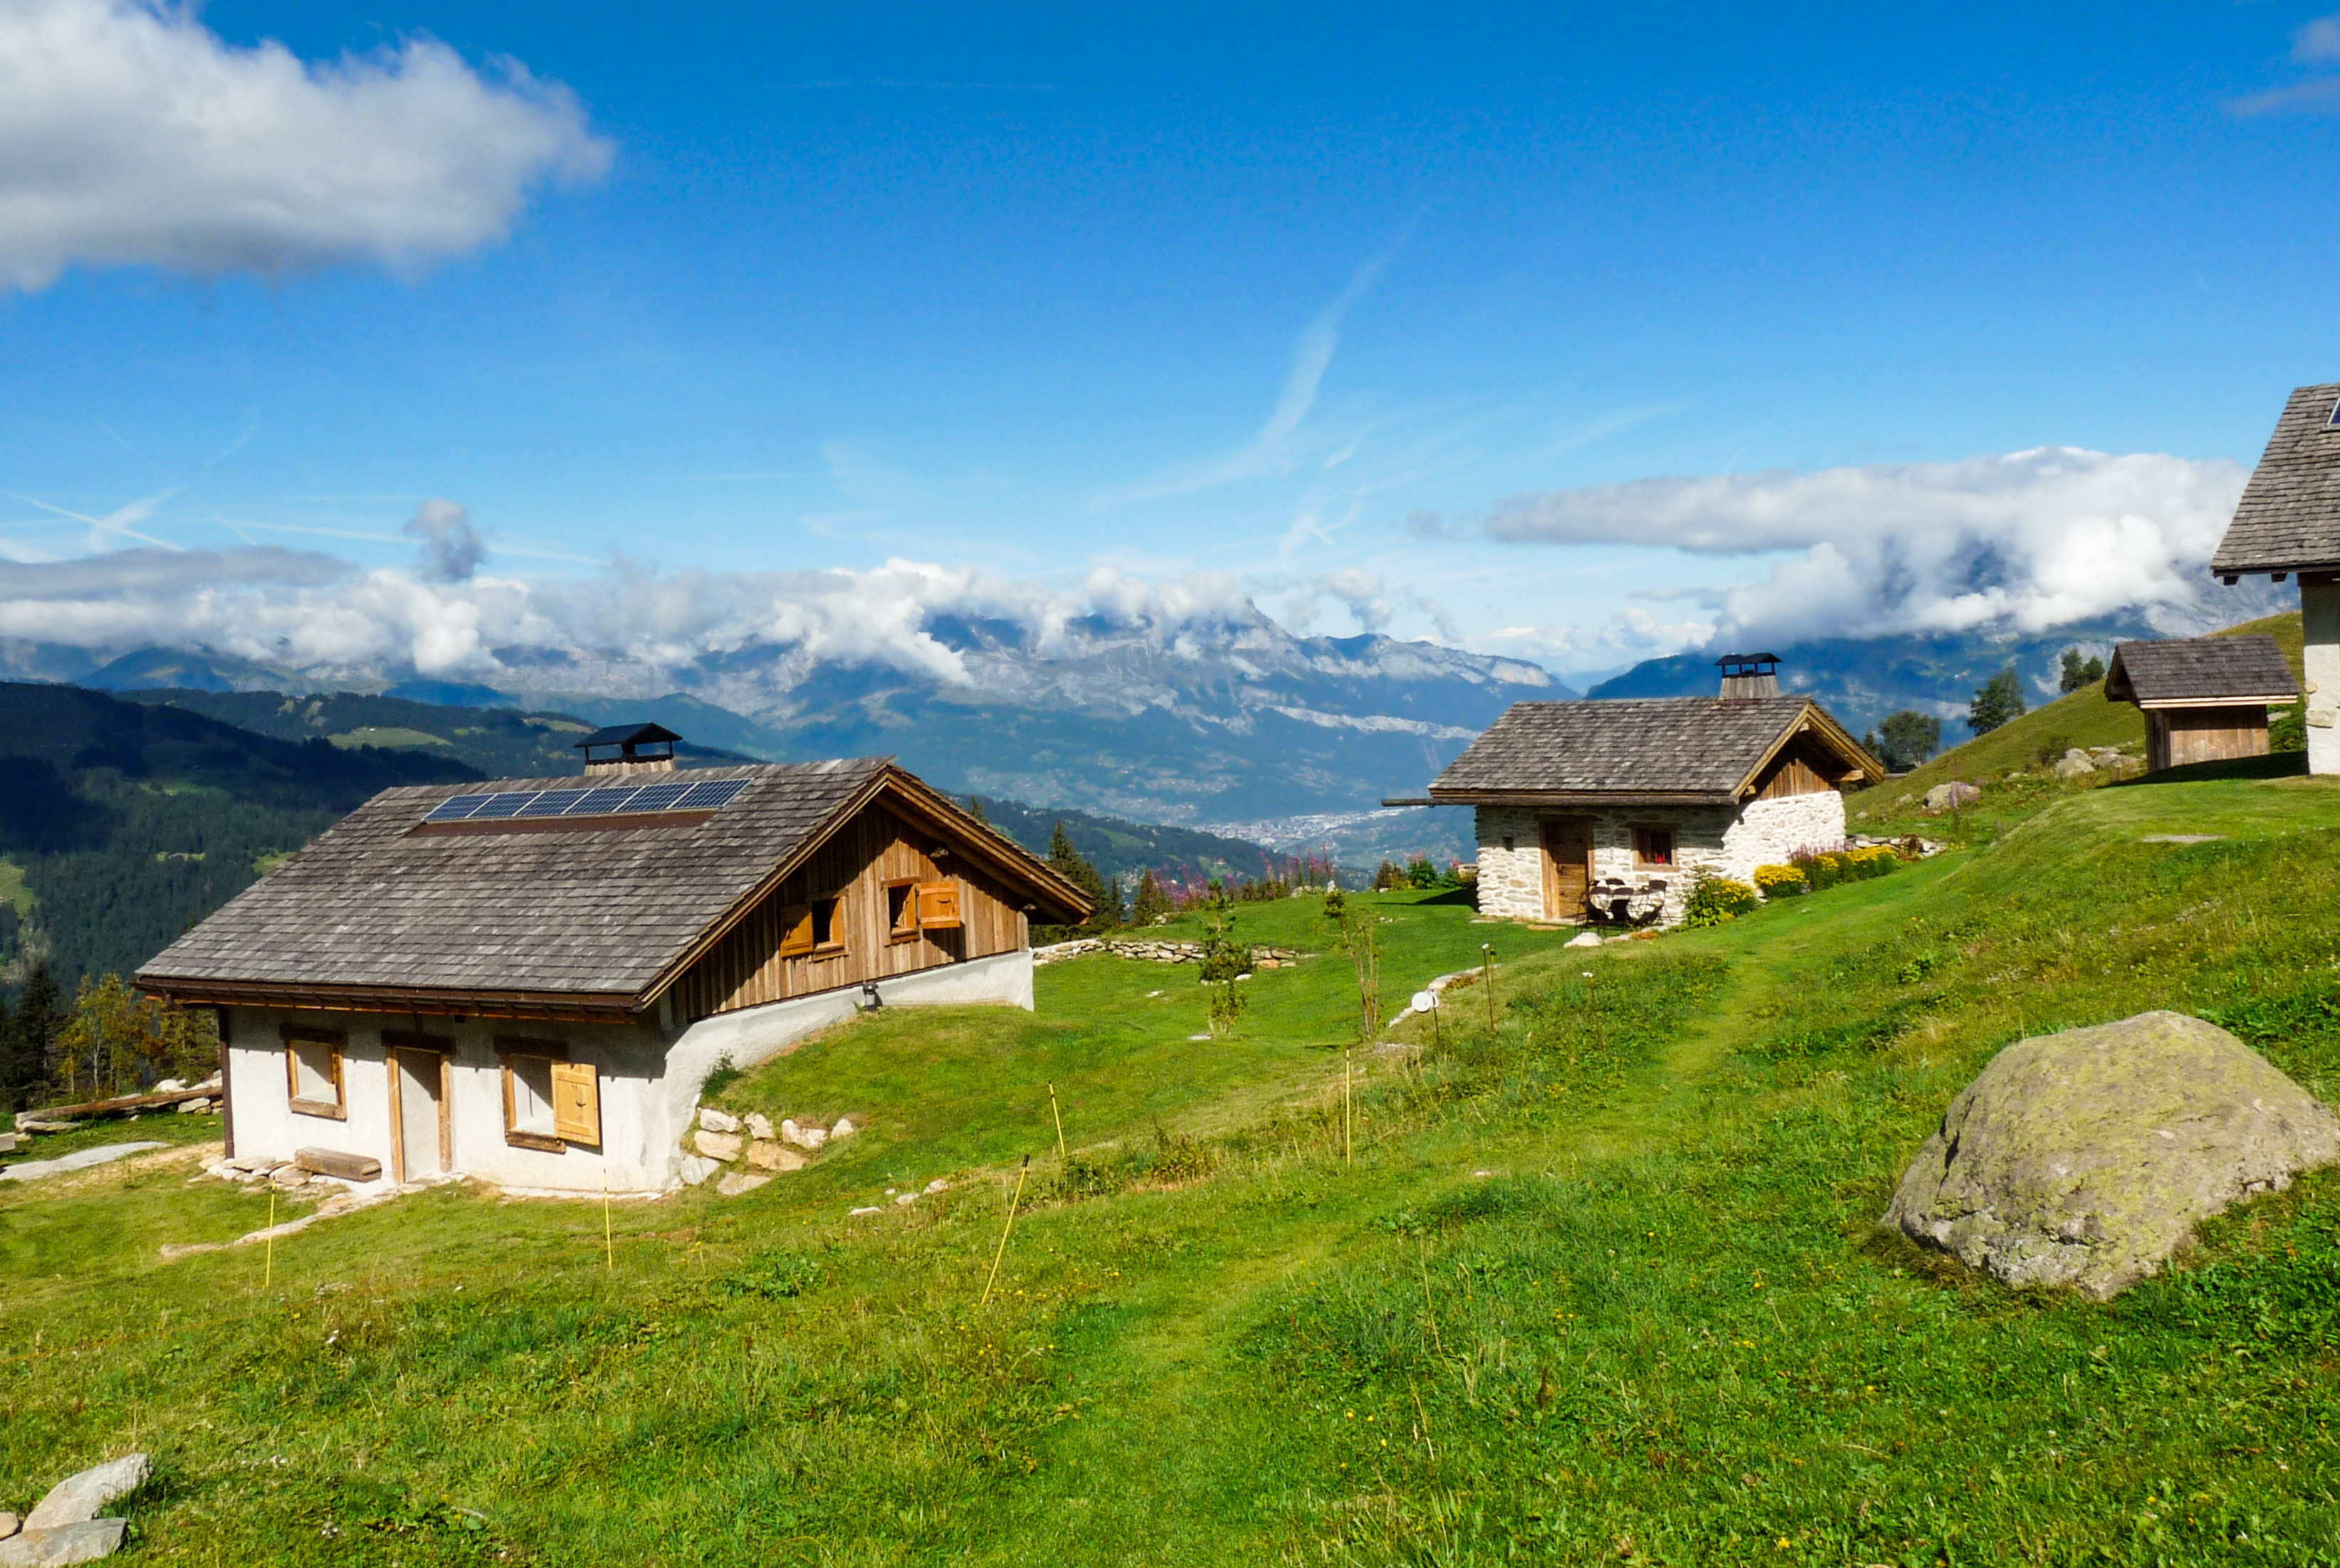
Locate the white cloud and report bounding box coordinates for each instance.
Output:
[1485,446,2256,644]
[0,0,612,291]
[2297,12,2340,63]
[0,547,1297,687]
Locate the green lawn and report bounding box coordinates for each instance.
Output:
[7,774,2340,1564]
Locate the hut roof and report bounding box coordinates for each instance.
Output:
[1425,696,1882,806]
[135,759,1089,1016]
[2213,382,2340,576]
[2104,636,2299,709]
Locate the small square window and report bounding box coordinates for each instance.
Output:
[1633,828,1676,868]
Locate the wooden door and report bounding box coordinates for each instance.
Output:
[389,1048,448,1182]
[1540,817,1593,922]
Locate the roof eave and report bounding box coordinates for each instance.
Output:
[1427,789,1741,808]
[2132,693,2296,710]
[135,977,644,1023]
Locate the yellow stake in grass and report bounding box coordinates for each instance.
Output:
[980,1156,1032,1307]
[263,1189,276,1290]
[1048,1082,1068,1162]
[603,1167,615,1273]
[1343,1046,1353,1166]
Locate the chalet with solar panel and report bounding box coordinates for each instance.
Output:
[2104,636,2299,772]
[135,736,1089,1195]
[1392,656,1884,926]
[2213,382,2340,774]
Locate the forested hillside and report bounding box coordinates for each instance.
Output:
[0,684,480,989]
[123,688,752,778]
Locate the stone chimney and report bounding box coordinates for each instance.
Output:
[574,722,681,777]
[1715,653,1781,702]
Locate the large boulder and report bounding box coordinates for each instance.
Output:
[1883,1011,2340,1299]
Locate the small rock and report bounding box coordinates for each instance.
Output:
[23,1454,148,1532]
[924,1178,948,1194]
[780,1119,828,1152]
[829,1117,857,1140]
[848,1205,882,1216]
[0,1518,128,1567]
[175,1098,213,1115]
[716,1172,770,1197]
[679,1154,720,1186]
[698,1107,740,1135]
[747,1141,806,1173]
[693,1130,743,1162]
[1924,780,1982,811]
[894,1191,918,1206]
[0,1513,15,1540]
[1565,931,1602,948]
[2054,749,2095,779]
[154,1079,186,1094]
[745,1112,775,1142]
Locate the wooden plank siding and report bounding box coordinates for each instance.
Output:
[1751,742,1839,800]
[2149,705,2271,772]
[671,804,1029,1021]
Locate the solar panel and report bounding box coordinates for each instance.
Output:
[424,793,495,822]
[677,777,751,809]
[421,774,751,826]
[468,791,536,820]
[621,781,693,812]
[519,789,587,819]
[570,785,643,816]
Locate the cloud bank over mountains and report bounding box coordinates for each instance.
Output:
[0,447,2272,690]
[1486,447,2267,654]
[0,0,609,290]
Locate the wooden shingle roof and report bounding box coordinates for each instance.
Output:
[1426,696,1881,805]
[136,759,1088,1017]
[2104,636,2299,709]
[2213,383,2340,577]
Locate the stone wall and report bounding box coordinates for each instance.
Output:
[1721,791,1848,883]
[1474,802,1744,925]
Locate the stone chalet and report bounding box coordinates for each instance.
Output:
[2213,382,2340,774]
[136,729,1089,1196]
[1397,656,1883,926]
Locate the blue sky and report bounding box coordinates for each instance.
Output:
[0,1,2332,682]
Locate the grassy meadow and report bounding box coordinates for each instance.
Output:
[6,749,2340,1562]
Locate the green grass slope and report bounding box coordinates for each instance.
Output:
[1858,610,2305,824]
[9,771,2340,1562]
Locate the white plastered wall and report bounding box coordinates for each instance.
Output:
[2303,579,2340,776]
[220,949,1038,1197]
[1719,792,1850,884]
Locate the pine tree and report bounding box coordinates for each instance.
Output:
[1130,868,1171,925]
[966,796,990,827]
[1968,666,2027,736]
[14,963,61,1106]
[1046,821,1122,932]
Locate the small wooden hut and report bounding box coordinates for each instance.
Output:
[2104,636,2299,772]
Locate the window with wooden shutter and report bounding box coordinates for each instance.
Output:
[916,880,960,929]
[282,1026,347,1120]
[886,879,920,942]
[778,903,816,957]
[550,1060,601,1145]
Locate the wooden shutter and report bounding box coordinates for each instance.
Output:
[778,904,817,957]
[916,880,961,929]
[550,1060,600,1145]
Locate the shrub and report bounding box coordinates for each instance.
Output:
[1682,875,1758,927]
[1753,863,1809,897]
